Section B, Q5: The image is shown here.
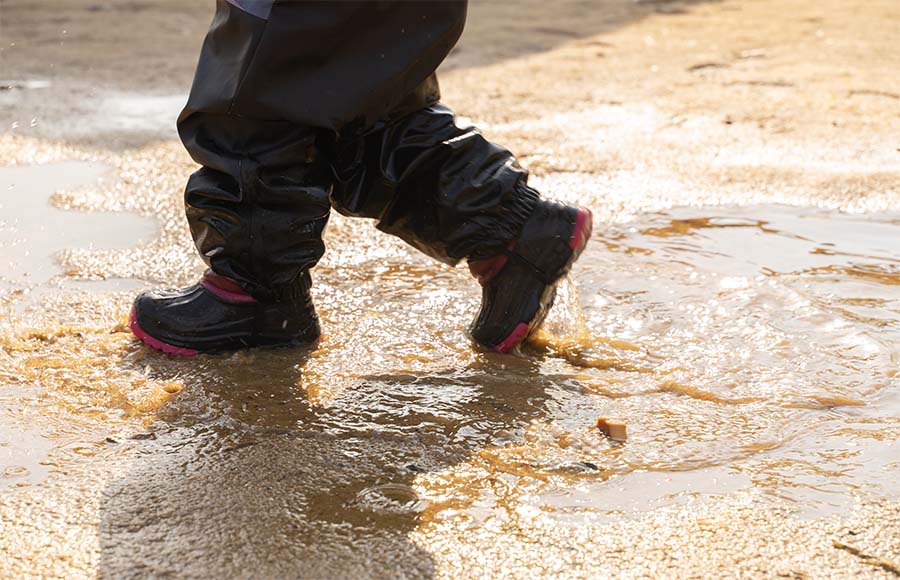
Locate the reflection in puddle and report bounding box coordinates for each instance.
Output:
[0,388,54,490]
[542,204,900,516]
[0,161,157,288]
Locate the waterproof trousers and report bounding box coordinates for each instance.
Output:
[179,0,542,301]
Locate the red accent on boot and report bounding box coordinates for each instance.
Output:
[569,208,593,250]
[129,308,200,357]
[468,242,516,285]
[468,255,508,284]
[494,322,531,353]
[200,272,257,303]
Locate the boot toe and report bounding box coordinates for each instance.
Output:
[469,201,593,353]
[129,302,201,357]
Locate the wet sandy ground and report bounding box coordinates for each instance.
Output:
[1,0,900,578]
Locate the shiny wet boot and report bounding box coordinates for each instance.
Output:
[468,201,593,353]
[130,271,320,356]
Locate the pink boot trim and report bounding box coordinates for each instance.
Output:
[493,322,531,353]
[200,272,256,303]
[570,208,593,250]
[469,254,509,284]
[469,241,517,284]
[129,308,199,357]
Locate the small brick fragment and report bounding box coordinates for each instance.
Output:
[596,417,628,442]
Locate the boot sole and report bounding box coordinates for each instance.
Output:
[492,207,593,353]
[129,307,319,356]
[130,307,200,356]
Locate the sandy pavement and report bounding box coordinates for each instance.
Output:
[1,1,899,578]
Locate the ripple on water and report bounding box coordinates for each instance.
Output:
[519,204,900,517]
[355,483,429,515]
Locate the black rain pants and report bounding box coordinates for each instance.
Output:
[179,0,541,301]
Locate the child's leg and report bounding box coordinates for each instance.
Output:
[329,105,593,352]
[179,115,332,300]
[130,114,330,355]
[178,0,469,296]
[328,104,539,265]
[131,0,467,355]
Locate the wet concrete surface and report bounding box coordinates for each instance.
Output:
[1,0,900,578]
[0,161,156,285]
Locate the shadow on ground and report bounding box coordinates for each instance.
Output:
[98,347,555,578]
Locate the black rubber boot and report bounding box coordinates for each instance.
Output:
[130,271,320,356]
[468,201,593,353]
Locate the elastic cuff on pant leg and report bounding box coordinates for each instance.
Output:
[238,272,314,304]
[457,183,542,262]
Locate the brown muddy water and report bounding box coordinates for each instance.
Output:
[0,157,897,576]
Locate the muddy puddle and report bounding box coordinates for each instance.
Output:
[0,386,55,489]
[0,160,156,290]
[1,0,898,573]
[0,160,158,490]
[0,137,895,578]
[519,204,899,519]
[0,167,896,534]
